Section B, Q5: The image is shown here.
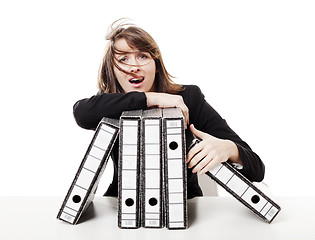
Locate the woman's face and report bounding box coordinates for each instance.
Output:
[113,38,156,93]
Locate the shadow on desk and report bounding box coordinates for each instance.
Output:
[76,196,200,228]
[77,203,96,224]
[77,197,118,224]
[188,197,198,228]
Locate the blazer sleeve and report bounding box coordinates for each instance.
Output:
[73,91,147,130]
[182,85,265,182]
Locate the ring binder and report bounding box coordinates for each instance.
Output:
[162,108,188,229]
[141,108,164,228]
[118,110,142,229]
[186,129,281,223]
[206,162,281,223]
[57,117,119,224]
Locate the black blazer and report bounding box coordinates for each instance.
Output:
[73,85,265,199]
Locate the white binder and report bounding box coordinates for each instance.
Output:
[57,117,119,224]
[118,110,142,228]
[186,129,281,223]
[141,108,164,228]
[206,162,281,223]
[162,108,188,229]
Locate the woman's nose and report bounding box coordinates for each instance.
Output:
[130,65,140,73]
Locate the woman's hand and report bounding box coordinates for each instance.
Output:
[145,92,189,128]
[186,124,242,175]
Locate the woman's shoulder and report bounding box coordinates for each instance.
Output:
[177,84,206,114]
[179,84,204,99]
[181,84,201,92]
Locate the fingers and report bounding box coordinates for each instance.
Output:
[178,105,189,129]
[176,97,189,129]
[187,145,218,174]
[187,148,207,169]
[190,124,206,139]
[192,155,214,174]
[190,154,221,175]
[186,132,229,175]
[182,105,189,129]
[186,138,204,163]
[198,157,220,175]
[146,93,189,128]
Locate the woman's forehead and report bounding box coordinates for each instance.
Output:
[114,38,138,53]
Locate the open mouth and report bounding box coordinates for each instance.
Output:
[129,77,144,85]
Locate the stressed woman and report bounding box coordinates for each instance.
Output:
[73,21,265,199]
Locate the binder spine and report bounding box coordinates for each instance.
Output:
[163,110,188,229]
[57,118,119,224]
[141,111,163,228]
[118,113,142,228]
[206,162,281,223]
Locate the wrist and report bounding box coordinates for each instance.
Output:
[227,140,242,165]
[145,92,156,107]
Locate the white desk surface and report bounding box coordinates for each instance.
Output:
[0,196,314,240]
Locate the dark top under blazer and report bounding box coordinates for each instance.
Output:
[73,85,265,199]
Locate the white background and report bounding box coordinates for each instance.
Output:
[0,0,314,197]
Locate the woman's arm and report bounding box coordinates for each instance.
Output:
[73,91,190,130]
[73,91,147,130]
[182,85,265,182]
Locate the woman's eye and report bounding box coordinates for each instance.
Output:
[139,54,148,59]
[119,57,127,63]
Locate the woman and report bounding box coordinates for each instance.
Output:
[73,21,265,199]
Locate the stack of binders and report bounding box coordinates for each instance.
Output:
[57,108,188,229]
[118,108,188,229]
[57,107,281,227]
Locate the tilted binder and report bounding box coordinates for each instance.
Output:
[186,129,281,223]
[118,110,142,229]
[162,108,188,229]
[141,108,164,228]
[57,117,119,224]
